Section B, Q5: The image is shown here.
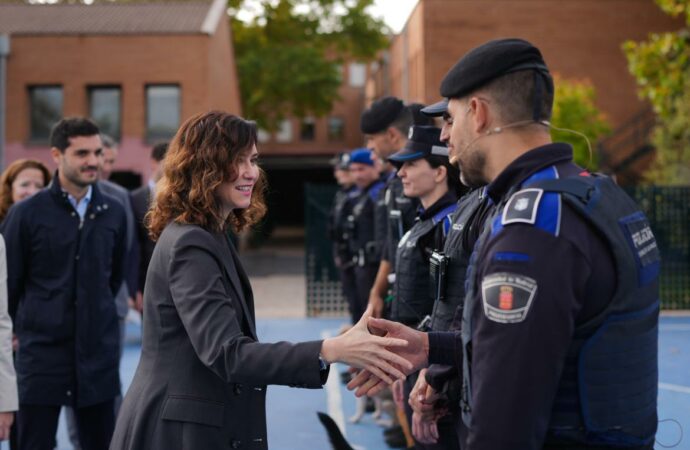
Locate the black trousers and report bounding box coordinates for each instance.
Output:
[339,265,358,324]
[353,263,378,323]
[16,399,115,450]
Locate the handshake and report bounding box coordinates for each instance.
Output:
[324,312,448,445]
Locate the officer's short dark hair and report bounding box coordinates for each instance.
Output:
[408,103,436,127]
[426,155,464,197]
[476,69,553,124]
[151,142,169,162]
[389,106,413,135]
[101,134,117,150]
[50,117,100,153]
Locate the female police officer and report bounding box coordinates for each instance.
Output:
[387,125,464,450]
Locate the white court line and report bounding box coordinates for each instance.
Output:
[660,325,690,331]
[659,382,690,395]
[321,330,347,435]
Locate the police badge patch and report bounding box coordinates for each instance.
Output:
[502,188,543,225]
[481,272,537,323]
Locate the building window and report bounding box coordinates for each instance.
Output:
[257,128,271,144]
[328,116,344,141]
[348,63,366,87]
[275,119,293,143]
[29,86,63,142]
[300,117,315,141]
[146,85,180,141]
[89,86,121,139]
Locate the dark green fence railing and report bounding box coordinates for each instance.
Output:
[626,186,690,310]
[305,183,690,316]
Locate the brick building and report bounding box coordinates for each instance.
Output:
[366,0,683,182]
[0,0,241,184]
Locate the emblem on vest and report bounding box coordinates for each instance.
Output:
[481,272,537,323]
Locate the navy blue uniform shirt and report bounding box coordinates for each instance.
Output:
[428,143,617,449]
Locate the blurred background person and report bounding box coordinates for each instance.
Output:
[130,141,169,313]
[327,152,360,326]
[0,234,18,443]
[345,148,384,325]
[0,159,51,224]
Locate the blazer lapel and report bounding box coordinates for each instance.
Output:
[214,233,257,339]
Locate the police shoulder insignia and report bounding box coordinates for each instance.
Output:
[502,188,543,225]
[481,272,538,324]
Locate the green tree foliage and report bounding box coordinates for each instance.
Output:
[228,0,388,130]
[623,0,690,184]
[550,75,611,169]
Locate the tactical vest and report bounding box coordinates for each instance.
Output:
[429,188,486,332]
[392,203,457,326]
[385,176,419,268]
[331,186,359,263]
[347,180,385,266]
[460,166,660,448]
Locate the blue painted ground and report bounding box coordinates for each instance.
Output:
[54,315,690,449]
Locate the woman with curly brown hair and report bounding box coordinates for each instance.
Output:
[0,159,51,223]
[110,111,412,450]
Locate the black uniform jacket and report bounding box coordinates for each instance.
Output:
[428,144,617,449]
[110,223,325,450]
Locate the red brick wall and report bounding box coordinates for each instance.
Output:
[6,28,240,178]
[416,0,682,127]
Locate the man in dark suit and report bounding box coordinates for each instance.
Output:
[3,117,127,450]
[130,142,168,312]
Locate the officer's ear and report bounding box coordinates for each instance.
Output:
[467,96,490,135]
[434,164,447,184]
[386,126,405,147]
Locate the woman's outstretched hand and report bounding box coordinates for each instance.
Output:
[346,317,430,397]
[320,312,412,385]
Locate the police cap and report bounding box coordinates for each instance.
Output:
[388,126,448,166]
[329,152,351,170]
[348,148,376,167]
[422,38,552,117]
[360,96,405,134]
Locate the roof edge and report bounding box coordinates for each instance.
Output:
[201,0,226,35]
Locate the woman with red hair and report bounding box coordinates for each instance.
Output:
[110,111,411,450]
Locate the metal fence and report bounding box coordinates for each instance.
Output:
[305,183,690,316]
[626,186,690,310]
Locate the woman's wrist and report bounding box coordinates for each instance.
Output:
[320,337,340,364]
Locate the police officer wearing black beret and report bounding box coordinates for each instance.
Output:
[352,38,660,450]
[360,97,421,320]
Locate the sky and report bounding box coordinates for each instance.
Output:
[236,0,420,34]
[369,0,419,33]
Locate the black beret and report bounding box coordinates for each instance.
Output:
[389,126,448,166]
[422,38,551,117]
[360,96,405,134]
[441,38,550,99]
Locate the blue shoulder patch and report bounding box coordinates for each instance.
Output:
[500,188,561,236]
[368,181,385,201]
[494,165,562,237]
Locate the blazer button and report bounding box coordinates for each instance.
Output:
[233,383,243,395]
[230,439,241,448]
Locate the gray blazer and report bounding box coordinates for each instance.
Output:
[110,223,325,450]
[0,235,18,413]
